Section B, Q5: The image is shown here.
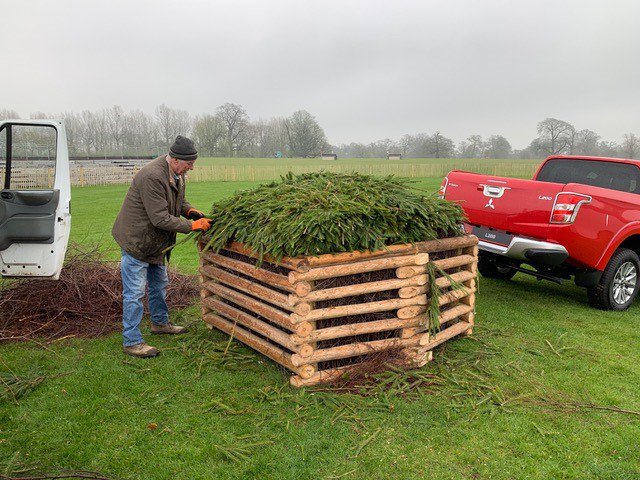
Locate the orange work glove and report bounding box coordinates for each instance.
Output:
[191,218,212,232]
[186,208,205,220]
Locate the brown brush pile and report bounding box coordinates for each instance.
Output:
[0,247,198,343]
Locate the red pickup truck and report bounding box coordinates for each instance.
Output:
[441,155,640,310]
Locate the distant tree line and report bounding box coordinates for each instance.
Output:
[0,105,330,159]
[1,107,638,160]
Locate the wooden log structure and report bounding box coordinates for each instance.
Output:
[198,235,478,387]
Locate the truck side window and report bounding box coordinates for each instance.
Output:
[537,159,640,195]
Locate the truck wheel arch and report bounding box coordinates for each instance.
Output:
[595,225,640,271]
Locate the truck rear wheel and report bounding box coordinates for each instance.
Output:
[478,252,517,280]
[587,248,639,310]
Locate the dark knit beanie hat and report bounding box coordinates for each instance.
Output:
[169,135,198,161]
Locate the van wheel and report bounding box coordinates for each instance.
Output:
[478,252,517,280]
[587,248,639,310]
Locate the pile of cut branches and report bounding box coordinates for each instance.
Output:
[0,246,198,343]
[198,171,465,260]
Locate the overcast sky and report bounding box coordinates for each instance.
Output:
[2,0,639,149]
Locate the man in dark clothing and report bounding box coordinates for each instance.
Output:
[112,135,211,358]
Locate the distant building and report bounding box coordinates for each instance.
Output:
[387,153,402,160]
[321,153,338,160]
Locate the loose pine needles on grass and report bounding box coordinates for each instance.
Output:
[197,171,465,260]
[0,372,46,403]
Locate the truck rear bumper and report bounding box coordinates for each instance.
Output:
[478,236,569,266]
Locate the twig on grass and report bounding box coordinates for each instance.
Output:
[211,434,274,464]
[351,427,382,457]
[530,398,640,417]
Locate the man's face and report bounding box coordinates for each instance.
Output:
[169,156,195,175]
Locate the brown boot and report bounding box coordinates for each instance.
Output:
[123,342,159,358]
[150,322,188,335]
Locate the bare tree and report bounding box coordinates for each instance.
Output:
[61,111,83,156]
[485,135,511,158]
[192,115,226,156]
[106,105,125,155]
[248,118,289,158]
[597,140,620,157]
[155,104,191,148]
[621,133,639,159]
[216,103,250,157]
[399,134,413,156]
[428,131,455,158]
[574,129,600,155]
[0,109,20,120]
[458,135,485,158]
[285,110,328,157]
[124,110,157,156]
[535,118,575,155]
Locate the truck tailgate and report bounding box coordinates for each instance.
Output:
[444,171,565,240]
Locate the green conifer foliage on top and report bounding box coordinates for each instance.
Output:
[201,172,465,261]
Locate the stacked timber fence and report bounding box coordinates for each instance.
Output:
[198,234,477,387]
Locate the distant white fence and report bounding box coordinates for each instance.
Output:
[1,161,540,188]
[186,162,540,183]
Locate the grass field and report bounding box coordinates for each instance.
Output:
[1,176,639,480]
[188,157,540,183]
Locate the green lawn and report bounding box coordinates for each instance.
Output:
[1,178,639,480]
[189,158,540,183]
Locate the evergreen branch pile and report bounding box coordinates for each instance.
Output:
[200,172,465,260]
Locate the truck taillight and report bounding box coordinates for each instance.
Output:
[550,193,591,224]
[438,177,449,199]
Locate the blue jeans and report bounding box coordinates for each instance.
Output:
[121,250,169,347]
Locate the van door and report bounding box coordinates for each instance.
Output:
[0,120,71,279]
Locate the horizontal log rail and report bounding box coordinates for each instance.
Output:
[224,241,308,271]
[431,254,476,271]
[434,270,476,289]
[288,274,428,304]
[398,271,476,298]
[291,295,428,323]
[202,312,315,377]
[303,244,420,267]
[291,315,425,344]
[415,235,478,253]
[396,265,427,278]
[199,265,294,311]
[439,304,474,325]
[289,253,429,283]
[203,297,301,353]
[203,282,297,332]
[397,305,427,319]
[290,364,358,387]
[437,287,477,307]
[291,334,428,367]
[424,321,472,349]
[201,251,295,293]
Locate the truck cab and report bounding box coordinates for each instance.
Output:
[0,120,71,279]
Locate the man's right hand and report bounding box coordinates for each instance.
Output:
[191,218,213,232]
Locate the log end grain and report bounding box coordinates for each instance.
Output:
[297,364,316,379]
[398,286,421,299]
[396,266,421,278]
[293,281,313,297]
[298,344,315,358]
[295,321,314,337]
[294,302,313,317]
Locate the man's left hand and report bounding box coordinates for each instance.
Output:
[186,208,206,220]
